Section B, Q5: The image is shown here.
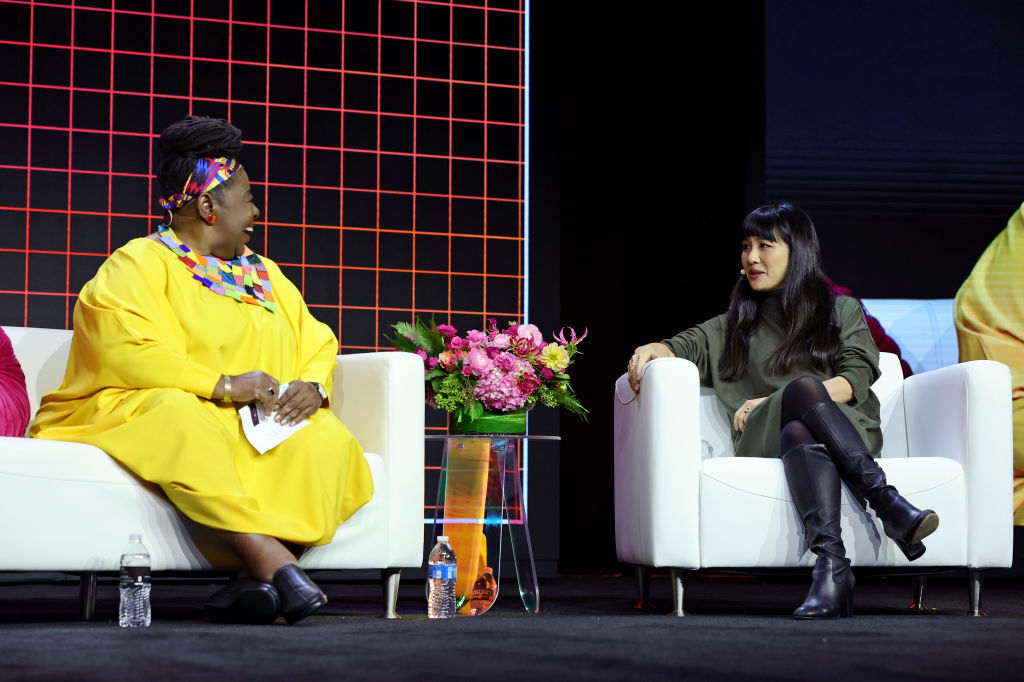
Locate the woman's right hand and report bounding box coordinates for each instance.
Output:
[219,371,280,413]
[627,343,674,394]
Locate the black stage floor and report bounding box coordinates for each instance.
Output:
[0,571,1021,680]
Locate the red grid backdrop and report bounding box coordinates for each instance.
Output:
[0,0,525,357]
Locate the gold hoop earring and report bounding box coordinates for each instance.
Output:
[166,210,174,227]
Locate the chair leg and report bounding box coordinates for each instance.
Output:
[669,568,686,617]
[968,569,985,617]
[79,571,97,621]
[909,575,929,611]
[633,565,651,609]
[381,568,402,619]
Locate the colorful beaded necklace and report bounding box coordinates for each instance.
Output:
[156,224,276,313]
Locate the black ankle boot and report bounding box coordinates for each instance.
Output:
[795,553,855,619]
[205,579,281,624]
[272,564,327,624]
[802,401,939,561]
[781,443,855,619]
[867,486,940,561]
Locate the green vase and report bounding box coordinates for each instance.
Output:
[450,408,527,435]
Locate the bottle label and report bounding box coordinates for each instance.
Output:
[122,566,150,585]
[428,563,457,580]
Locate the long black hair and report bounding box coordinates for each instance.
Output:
[156,115,243,205]
[718,203,840,381]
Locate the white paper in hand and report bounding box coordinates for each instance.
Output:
[239,381,310,454]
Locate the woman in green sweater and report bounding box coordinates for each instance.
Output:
[626,203,938,620]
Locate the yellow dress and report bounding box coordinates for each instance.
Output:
[30,236,373,545]
[954,202,1024,524]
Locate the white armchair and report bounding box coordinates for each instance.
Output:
[0,327,425,619]
[614,352,1013,616]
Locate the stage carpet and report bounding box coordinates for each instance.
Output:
[0,571,1021,680]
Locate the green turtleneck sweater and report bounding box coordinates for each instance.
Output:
[662,294,882,458]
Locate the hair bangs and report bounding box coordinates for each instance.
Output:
[741,211,787,245]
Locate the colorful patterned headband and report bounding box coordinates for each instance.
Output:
[159,157,240,210]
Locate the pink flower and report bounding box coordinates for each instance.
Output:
[414,348,432,375]
[466,329,488,346]
[491,333,511,350]
[554,326,588,346]
[427,357,438,368]
[466,347,494,376]
[512,340,536,358]
[494,354,517,372]
[517,372,541,395]
[474,371,528,411]
[462,364,473,377]
[437,324,457,338]
[517,323,543,346]
[448,336,468,350]
[540,367,554,380]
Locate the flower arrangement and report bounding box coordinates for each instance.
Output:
[386,317,588,431]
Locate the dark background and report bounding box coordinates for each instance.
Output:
[3,1,1024,575]
[533,1,1024,572]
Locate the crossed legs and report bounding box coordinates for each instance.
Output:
[781,376,939,561]
[778,376,939,619]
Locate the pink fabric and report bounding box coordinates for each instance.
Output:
[0,329,30,437]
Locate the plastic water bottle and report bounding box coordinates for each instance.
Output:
[118,533,151,628]
[426,535,457,618]
[469,566,497,615]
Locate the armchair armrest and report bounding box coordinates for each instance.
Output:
[613,357,703,568]
[903,360,1013,567]
[332,351,425,567]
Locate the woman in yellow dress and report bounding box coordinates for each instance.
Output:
[31,115,373,625]
[955,202,1024,523]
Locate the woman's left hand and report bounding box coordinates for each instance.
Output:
[274,382,323,426]
[733,397,766,432]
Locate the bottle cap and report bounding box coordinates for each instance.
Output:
[129,533,142,543]
[437,535,449,542]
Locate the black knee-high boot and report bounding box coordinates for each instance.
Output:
[781,443,855,619]
[802,401,939,561]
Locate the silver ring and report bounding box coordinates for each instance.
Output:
[743,407,751,413]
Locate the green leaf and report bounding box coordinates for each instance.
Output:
[391,320,417,338]
[384,317,445,356]
[411,316,445,356]
[424,367,447,381]
[540,388,589,422]
[469,399,485,420]
[384,329,420,353]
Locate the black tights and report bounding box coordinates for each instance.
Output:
[778,376,847,455]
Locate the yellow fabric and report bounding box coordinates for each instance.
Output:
[31,237,373,545]
[954,202,1024,524]
[441,438,492,609]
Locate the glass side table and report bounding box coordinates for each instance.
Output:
[426,434,559,616]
